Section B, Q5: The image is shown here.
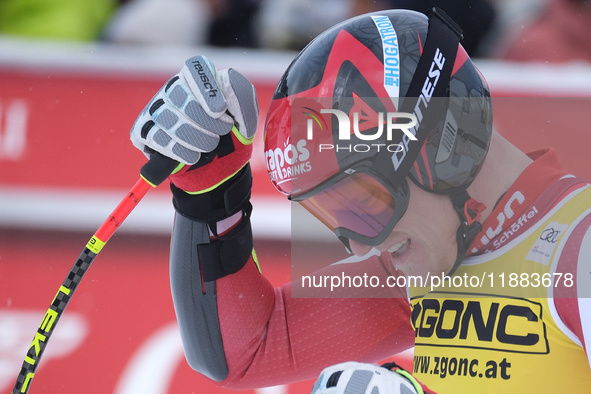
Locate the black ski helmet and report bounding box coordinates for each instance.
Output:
[264,8,492,195]
[264,8,492,271]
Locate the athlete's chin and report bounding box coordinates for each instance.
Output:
[386,242,425,278]
[395,260,431,281]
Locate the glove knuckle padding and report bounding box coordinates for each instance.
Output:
[224,69,259,139]
[183,100,230,136]
[131,54,259,186]
[312,361,421,394]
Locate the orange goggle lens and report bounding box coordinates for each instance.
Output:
[298,172,408,245]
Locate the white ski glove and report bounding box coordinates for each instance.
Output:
[311,361,425,394]
[131,54,258,166]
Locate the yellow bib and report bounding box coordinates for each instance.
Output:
[409,186,591,393]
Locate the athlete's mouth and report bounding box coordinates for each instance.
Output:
[388,239,410,258]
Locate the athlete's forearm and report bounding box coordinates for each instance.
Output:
[215,253,415,388]
[170,210,415,388]
[169,212,238,381]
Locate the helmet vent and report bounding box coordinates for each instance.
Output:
[435,109,458,163]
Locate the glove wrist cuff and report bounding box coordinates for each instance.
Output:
[171,163,252,223]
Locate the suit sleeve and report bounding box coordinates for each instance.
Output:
[554,211,591,368]
[169,210,415,389]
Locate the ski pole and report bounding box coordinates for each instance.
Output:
[12,153,178,394]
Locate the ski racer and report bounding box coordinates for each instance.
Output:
[129,8,591,393]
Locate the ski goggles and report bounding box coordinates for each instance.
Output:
[292,169,409,248]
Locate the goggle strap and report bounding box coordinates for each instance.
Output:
[448,190,483,276]
[372,7,463,183]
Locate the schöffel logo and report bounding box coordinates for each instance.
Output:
[304,106,418,154]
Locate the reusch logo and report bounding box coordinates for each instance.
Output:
[192,60,218,97]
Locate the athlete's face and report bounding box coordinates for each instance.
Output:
[348,179,459,279]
